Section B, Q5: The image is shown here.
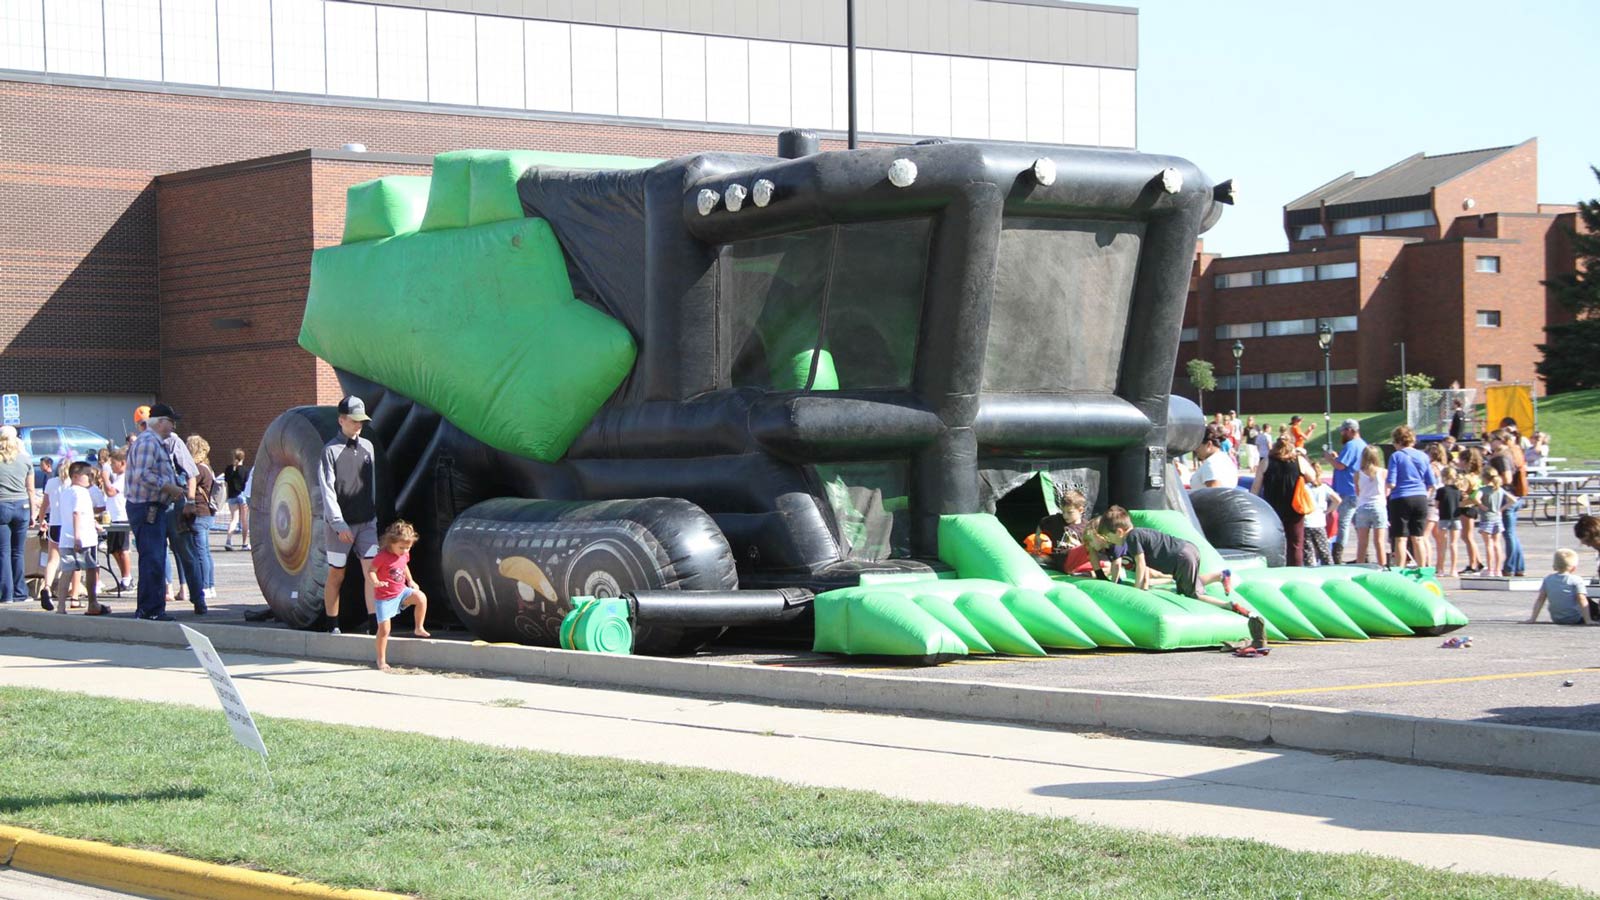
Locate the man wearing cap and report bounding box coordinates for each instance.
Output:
[1325,418,1367,565]
[125,404,187,620]
[320,396,379,633]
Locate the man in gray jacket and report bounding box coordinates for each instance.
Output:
[321,396,378,634]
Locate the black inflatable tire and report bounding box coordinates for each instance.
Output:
[249,407,360,629]
[1189,487,1288,567]
[441,497,739,654]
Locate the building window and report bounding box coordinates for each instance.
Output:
[1476,310,1501,328]
[1475,255,1501,273]
[1476,365,1502,382]
[1325,369,1358,386]
[1323,315,1359,332]
[1266,371,1320,389]
[1179,327,1198,342]
[1216,374,1264,390]
[1215,322,1264,339]
[1214,271,1262,290]
[1295,224,1326,240]
[1265,318,1317,337]
[1383,210,1436,230]
[1316,262,1357,280]
[1332,215,1384,235]
[1264,266,1315,285]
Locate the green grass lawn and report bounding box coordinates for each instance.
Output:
[0,687,1592,900]
[1245,389,1600,462]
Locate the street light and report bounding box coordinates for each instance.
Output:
[1317,323,1334,449]
[1394,340,1408,430]
[1231,340,1244,416]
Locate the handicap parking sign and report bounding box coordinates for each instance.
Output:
[1,394,17,426]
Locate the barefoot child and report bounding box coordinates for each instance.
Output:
[1089,506,1264,649]
[367,520,430,670]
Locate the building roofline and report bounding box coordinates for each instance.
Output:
[156,149,434,183]
[1431,137,1534,187]
[1283,171,1354,212]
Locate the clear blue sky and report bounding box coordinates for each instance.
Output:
[1126,0,1598,256]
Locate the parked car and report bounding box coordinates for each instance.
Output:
[19,425,111,468]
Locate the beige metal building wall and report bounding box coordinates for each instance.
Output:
[359,0,1139,69]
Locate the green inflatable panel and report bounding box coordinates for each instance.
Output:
[1071,578,1250,649]
[911,594,995,654]
[999,588,1096,650]
[812,590,967,661]
[776,349,839,390]
[1353,571,1468,635]
[1279,581,1369,640]
[953,592,1047,656]
[1127,509,1228,574]
[1233,581,1323,641]
[301,217,636,463]
[1322,581,1413,636]
[417,149,659,232]
[1044,582,1134,647]
[1150,588,1281,641]
[342,175,431,243]
[938,514,1053,590]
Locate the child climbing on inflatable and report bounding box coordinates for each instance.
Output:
[1088,506,1266,651]
[367,520,431,671]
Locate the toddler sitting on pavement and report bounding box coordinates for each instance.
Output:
[1524,549,1595,625]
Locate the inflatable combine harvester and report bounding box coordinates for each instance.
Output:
[253,132,1465,661]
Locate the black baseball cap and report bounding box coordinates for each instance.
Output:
[148,403,180,421]
[337,396,371,422]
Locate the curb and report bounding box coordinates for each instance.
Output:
[4,607,1600,781]
[0,825,405,900]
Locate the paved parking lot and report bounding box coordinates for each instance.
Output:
[70,516,1600,733]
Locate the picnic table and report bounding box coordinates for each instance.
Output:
[1523,473,1599,530]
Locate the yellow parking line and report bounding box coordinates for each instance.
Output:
[1210,667,1599,700]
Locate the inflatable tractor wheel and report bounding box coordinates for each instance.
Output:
[250,406,364,630]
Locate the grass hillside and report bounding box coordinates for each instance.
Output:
[1246,388,1600,464]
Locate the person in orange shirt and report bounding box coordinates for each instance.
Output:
[1289,415,1317,450]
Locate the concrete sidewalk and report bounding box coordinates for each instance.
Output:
[2,637,1599,892]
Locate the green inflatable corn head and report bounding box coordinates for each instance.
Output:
[811,512,1468,662]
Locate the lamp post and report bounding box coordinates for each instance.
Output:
[1395,340,1408,429]
[1317,323,1334,450]
[1231,340,1244,416]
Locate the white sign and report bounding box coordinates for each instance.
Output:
[180,625,268,758]
[1,394,17,426]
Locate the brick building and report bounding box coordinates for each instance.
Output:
[1177,139,1580,415]
[1,0,1140,457]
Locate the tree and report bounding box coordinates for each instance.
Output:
[1538,165,1600,394]
[1186,359,1216,409]
[1383,373,1434,413]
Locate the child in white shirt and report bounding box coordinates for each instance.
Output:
[53,461,109,615]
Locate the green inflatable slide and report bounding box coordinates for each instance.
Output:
[812,509,1467,662]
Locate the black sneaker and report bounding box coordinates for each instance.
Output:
[39,588,53,612]
[193,601,208,616]
[138,613,175,622]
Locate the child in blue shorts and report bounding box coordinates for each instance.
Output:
[367,520,430,671]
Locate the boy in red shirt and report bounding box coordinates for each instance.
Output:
[367,520,431,671]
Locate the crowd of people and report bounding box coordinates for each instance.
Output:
[1175,410,1548,578]
[0,405,253,620]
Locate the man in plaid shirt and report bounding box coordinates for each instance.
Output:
[126,403,187,620]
